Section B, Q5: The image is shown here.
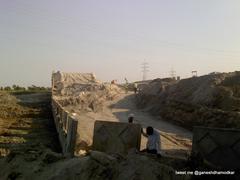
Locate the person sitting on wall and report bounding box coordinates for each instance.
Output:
[141,126,161,157]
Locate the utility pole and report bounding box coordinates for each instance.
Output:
[141,61,149,81]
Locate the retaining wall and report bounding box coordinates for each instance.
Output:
[193,126,240,169]
[52,98,78,156]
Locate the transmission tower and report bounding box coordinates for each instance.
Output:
[170,67,176,79]
[141,61,149,81]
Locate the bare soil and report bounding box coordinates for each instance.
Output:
[137,72,240,130]
[0,92,61,156]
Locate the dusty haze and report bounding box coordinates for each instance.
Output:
[0,0,240,87]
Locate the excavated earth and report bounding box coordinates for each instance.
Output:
[137,71,240,130]
[0,92,60,157]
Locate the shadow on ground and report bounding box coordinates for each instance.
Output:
[0,92,61,157]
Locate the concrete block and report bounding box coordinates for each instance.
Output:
[66,117,78,156]
[92,121,141,155]
[193,126,240,169]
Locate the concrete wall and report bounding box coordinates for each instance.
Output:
[93,121,142,154]
[193,126,240,169]
[52,98,78,156]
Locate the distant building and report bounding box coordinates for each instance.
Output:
[192,71,198,77]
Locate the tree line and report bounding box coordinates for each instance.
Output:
[0,85,51,92]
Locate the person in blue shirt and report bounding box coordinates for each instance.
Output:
[142,126,161,157]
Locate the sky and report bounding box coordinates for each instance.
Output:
[0,0,240,87]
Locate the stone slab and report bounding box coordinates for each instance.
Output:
[92,121,141,155]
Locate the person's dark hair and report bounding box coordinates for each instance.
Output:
[128,117,134,123]
[146,126,154,135]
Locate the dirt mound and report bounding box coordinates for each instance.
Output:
[0,92,26,119]
[52,72,123,112]
[137,71,240,129]
[0,150,190,180]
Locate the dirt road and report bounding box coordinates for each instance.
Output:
[108,93,192,158]
[71,92,192,158]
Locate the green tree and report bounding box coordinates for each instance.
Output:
[12,85,26,91]
[12,84,17,90]
[4,86,11,91]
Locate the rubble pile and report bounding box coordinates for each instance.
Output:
[52,71,123,112]
[137,71,240,129]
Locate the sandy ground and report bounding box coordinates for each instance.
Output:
[109,93,192,158]
[70,92,192,158]
[111,93,192,156]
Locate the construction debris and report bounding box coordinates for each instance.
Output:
[52,71,123,112]
[137,71,240,129]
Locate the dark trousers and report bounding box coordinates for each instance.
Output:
[146,149,157,154]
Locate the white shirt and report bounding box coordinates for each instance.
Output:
[146,130,161,153]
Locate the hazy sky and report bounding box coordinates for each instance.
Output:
[0,0,240,86]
